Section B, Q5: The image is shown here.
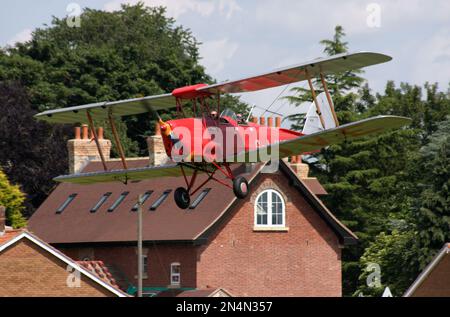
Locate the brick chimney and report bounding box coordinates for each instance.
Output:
[147,122,169,166]
[0,206,5,235]
[290,155,310,179]
[67,125,112,174]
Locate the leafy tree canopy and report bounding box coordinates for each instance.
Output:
[0,168,27,228]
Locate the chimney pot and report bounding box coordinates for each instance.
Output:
[82,124,89,140]
[97,127,104,140]
[267,117,274,127]
[275,117,281,128]
[74,127,81,140]
[259,117,266,126]
[0,206,5,234]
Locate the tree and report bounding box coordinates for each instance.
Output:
[284,25,365,130]
[413,117,450,267]
[356,230,419,297]
[0,81,72,217]
[0,4,211,156]
[0,169,27,228]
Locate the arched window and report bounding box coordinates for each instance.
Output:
[255,189,285,227]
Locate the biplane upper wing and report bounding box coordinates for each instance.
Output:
[35,51,391,124]
[198,51,391,94]
[53,163,196,185]
[230,115,412,162]
[34,93,176,124]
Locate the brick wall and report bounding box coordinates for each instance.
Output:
[62,244,198,289]
[196,173,342,297]
[0,239,115,297]
[56,173,343,296]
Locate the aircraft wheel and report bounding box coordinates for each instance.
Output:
[233,176,249,199]
[174,187,190,209]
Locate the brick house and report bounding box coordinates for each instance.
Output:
[0,207,126,297]
[404,243,450,297]
[28,121,357,297]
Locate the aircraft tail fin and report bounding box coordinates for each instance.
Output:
[302,92,337,134]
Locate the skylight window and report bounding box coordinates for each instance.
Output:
[150,190,172,211]
[90,192,112,213]
[108,191,129,212]
[56,194,77,214]
[189,188,211,209]
[131,191,153,211]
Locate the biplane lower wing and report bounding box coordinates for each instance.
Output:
[231,115,412,162]
[53,164,194,185]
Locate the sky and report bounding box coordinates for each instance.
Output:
[1,0,449,121]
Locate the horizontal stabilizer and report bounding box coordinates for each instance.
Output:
[54,164,192,185]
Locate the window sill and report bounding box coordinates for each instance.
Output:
[168,284,181,289]
[253,226,289,232]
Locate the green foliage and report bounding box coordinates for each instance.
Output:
[413,117,450,267]
[285,25,450,296]
[357,230,419,297]
[0,169,27,228]
[0,3,212,155]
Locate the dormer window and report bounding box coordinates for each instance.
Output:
[131,191,153,211]
[108,192,129,212]
[91,192,112,213]
[56,194,77,214]
[254,189,286,228]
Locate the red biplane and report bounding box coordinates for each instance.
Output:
[35,52,411,209]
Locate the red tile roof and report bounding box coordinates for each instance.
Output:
[0,229,24,246]
[76,260,120,289]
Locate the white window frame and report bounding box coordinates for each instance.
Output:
[254,189,286,227]
[170,262,181,286]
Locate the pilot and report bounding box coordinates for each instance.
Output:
[236,113,244,124]
[211,111,218,120]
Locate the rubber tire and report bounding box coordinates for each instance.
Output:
[174,187,190,209]
[233,176,249,199]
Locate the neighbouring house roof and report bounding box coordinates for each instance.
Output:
[76,260,120,290]
[28,159,357,245]
[0,230,128,297]
[0,229,23,245]
[404,243,450,297]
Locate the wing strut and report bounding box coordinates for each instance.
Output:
[108,112,128,170]
[86,110,108,171]
[305,68,326,129]
[319,71,340,127]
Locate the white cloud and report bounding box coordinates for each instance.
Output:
[7,28,32,46]
[410,28,450,87]
[104,0,241,19]
[199,38,239,75]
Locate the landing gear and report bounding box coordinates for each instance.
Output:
[174,187,190,209]
[233,176,249,199]
[175,163,249,208]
